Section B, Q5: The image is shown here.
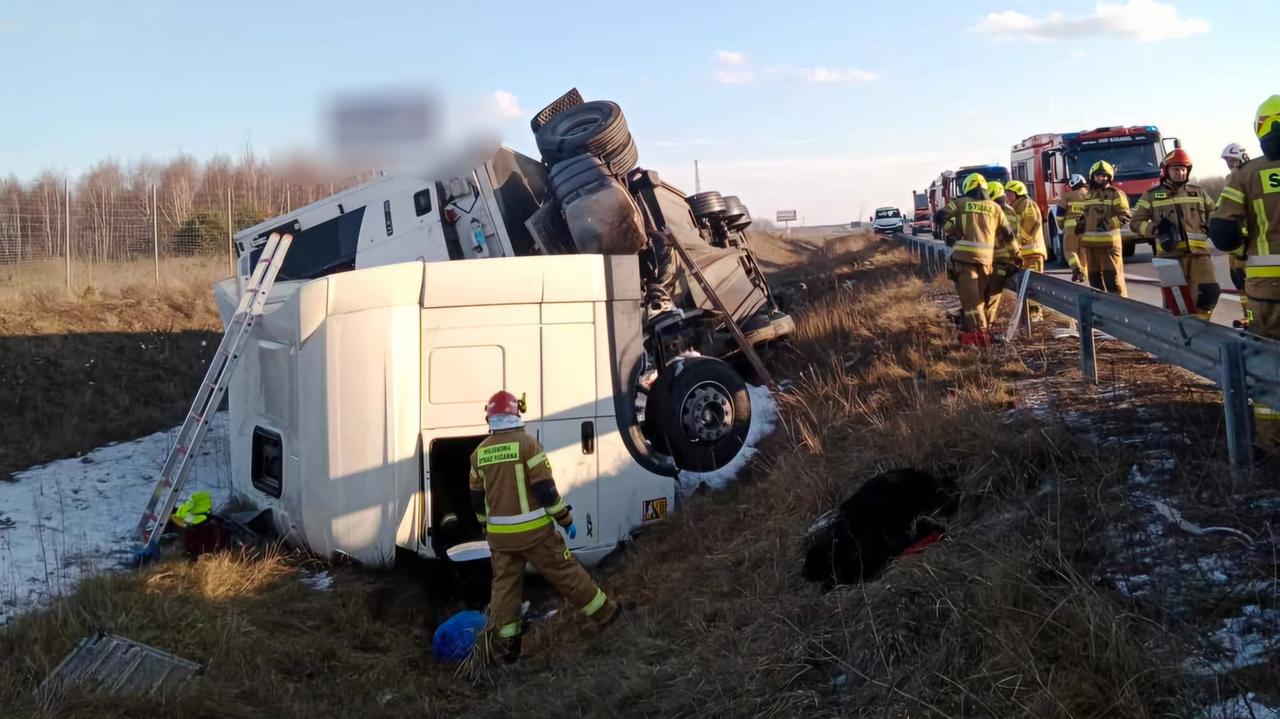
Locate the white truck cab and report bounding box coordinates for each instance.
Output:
[872,207,904,235]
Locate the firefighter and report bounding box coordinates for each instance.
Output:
[1210,95,1280,448]
[1130,149,1219,320]
[938,173,1015,346]
[469,390,619,663]
[1057,174,1090,282]
[1211,97,1280,445]
[1223,143,1253,327]
[1069,161,1131,296]
[984,181,1022,322]
[1006,180,1047,321]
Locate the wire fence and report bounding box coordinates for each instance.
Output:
[0,177,359,294]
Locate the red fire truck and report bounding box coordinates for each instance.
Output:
[1010,126,1179,263]
[910,190,931,235]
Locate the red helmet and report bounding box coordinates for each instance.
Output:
[485,390,523,420]
[1161,148,1192,176]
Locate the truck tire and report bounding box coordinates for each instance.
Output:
[721,195,747,223]
[729,207,752,231]
[549,154,611,205]
[688,191,727,219]
[535,101,638,176]
[648,356,752,473]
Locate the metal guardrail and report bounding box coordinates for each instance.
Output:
[896,231,1280,467]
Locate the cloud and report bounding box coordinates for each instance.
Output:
[715,50,747,65]
[711,50,754,84]
[804,67,879,84]
[492,90,522,120]
[973,0,1209,42]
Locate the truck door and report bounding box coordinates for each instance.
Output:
[537,305,600,550]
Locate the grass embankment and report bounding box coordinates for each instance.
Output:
[1,233,1220,717]
[0,258,224,478]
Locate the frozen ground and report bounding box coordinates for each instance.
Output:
[677,385,779,494]
[0,413,232,626]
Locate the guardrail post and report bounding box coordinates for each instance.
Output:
[1219,341,1254,469]
[1077,294,1096,383]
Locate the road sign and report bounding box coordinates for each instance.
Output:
[776,210,797,222]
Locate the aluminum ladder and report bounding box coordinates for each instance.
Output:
[135,232,293,557]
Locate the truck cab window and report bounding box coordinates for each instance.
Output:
[276,206,366,280]
[414,188,432,216]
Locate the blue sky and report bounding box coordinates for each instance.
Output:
[1,0,1273,223]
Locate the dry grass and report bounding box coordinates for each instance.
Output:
[0,257,230,307]
[0,261,224,478]
[0,231,1242,717]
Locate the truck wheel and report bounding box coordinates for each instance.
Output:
[688,191,727,219]
[650,357,752,473]
[721,195,747,224]
[535,100,638,176]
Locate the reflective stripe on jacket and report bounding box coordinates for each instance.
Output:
[1071,186,1130,248]
[1212,158,1280,298]
[1012,196,1047,258]
[1131,182,1214,256]
[941,196,1012,266]
[469,429,567,535]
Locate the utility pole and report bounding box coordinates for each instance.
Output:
[227,188,235,275]
[694,160,701,193]
[151,184,159,285]
[64,178,71,292]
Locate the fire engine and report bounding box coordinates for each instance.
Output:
[1010,126,1180,262]
[924,164,1010,239]
[909,191,931,235]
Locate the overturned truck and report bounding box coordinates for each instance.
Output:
[214,90,792,567]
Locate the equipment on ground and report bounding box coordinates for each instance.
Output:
[135,232,292,558]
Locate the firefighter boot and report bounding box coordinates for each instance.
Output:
[499,633,522,665]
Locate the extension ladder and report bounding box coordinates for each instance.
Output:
[135,232,293,555]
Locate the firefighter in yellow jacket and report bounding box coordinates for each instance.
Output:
[1131,148,1219,320]
[1069,161,1131,296]
[1223,143,1252,327]
[1006,180,1047,321]
[984,181,1022,321]
[1057,174,1089,281]
[1211,96,1280,448]
[938,173,1015,346]
[470,390,619,663]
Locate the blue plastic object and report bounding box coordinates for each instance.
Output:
[432,610,487,662]
[566,522,577,540]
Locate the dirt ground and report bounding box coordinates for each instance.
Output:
[1,231,1276,718]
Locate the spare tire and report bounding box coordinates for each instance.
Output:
[721,195,747,223]
[536,101,638,176]
[649,356,751,472]
[688,191,727,219]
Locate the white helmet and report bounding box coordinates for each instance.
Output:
[1068,173,1086,189]
[1222,143,1250,165]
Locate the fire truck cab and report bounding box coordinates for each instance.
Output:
[1011,126,1179,263]
[925,165,1010,240]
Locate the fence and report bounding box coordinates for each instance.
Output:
[897,232,1280,468]
[0,176,357,293]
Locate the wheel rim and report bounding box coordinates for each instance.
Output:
[679,381,734,443]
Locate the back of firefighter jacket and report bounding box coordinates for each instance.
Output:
[942,196,1011,267]
[1213,157,1280,303]
[1012,196,1047,258]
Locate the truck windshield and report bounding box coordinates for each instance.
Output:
[875,208,900,219]
[914,195,929,211]
[959,167,1009,184]
[1067,142,1160,179]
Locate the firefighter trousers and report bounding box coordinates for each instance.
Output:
[1160,255,1220,320]
[984,263,1018,322]
[1084,245,1126,297]
[1250,293,1280,448]
[1023,256,1045,318]
[488,529,617,639]
[953,262,992,331]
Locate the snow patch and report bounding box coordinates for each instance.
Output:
[0,413,233,625]
[299,569,333,592]
[678,385,778,493]
[1198,693,1280,719]
[1184,605,1280,677]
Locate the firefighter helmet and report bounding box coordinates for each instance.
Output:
[1069,173,1087,189]
[1004,180,1028,198]
[1089,161,1115,180]
[962,173,987,195]
[1161,148,1192,181]
[1255,95,1280,139]
[986,180,1004,200]
[485,390,524,420]
[1221,143,1250,164]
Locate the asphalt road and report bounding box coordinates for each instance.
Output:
[1042,243,1243,328]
